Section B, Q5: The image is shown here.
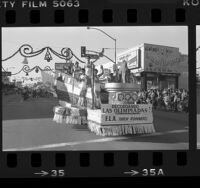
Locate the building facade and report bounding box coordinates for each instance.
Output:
[101,43,188,90]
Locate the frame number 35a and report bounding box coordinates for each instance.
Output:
[142,169,165,176]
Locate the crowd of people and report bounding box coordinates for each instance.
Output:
[2,82,53,101]
[2,83,17,95]
[20,86,53,101]
[135,88,189,113]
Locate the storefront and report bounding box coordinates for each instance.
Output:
[116,43,187,90]
[138,72,180,90]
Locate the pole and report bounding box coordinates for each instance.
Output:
[87,27,116,63]
[114,39,119,82]
[88,57,94,109]
[92,63,95,109]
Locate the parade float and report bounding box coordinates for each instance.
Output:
[49,46,155,136]
[51,69,155,136]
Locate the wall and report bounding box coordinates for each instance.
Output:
[178,54,188,90]
[143,43,181,73]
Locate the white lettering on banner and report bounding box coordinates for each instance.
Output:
[101,104,152,114]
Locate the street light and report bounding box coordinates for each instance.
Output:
[87,26,117,65]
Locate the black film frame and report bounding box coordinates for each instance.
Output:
[0,0,199,179]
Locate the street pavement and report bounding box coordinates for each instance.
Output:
[2,94,189,151]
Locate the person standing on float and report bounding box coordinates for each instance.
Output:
[73,61,81,81]
[78,68,88,108]
[118,60,127,83]
[110,63,119,82]
[113,63,119,82]
[94,65,104,108]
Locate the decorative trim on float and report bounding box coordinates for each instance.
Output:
[53,106,87,125]
[87,121,155,136]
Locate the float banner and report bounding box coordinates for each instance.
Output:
[88,103,153,125]
[101,104,152,114]
[87,104,155,135]
[95,114,153,125]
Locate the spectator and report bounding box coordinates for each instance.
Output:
[134,88,188,113]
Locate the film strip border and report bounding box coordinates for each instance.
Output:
[0,8,191,25]
[0,0,200,178]
[0,7,199,25]
[0,151,199,177]
[0,1,199,25]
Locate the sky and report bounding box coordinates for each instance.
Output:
[197,26,200,75]
[2,26,188,81]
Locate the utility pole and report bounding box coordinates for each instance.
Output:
[87,27,117,64]
[91,60,95,109]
